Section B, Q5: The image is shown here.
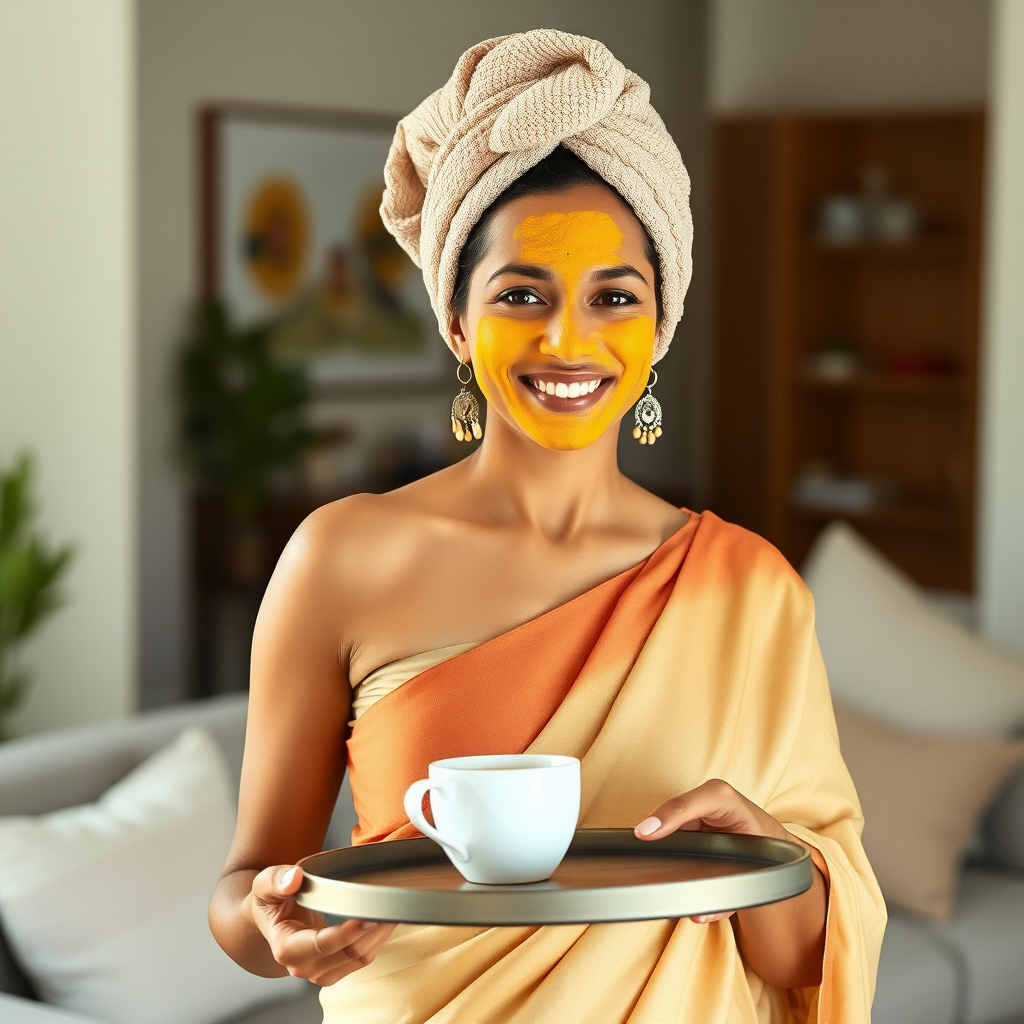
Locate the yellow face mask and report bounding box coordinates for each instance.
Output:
[472,210,656,451]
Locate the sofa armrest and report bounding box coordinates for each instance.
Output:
[0,994,102,1023]
[984,758,1024,871]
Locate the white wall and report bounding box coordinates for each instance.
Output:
[979,0,1024,657]
[137,0,708,707]
[0,0,136,733]
[709,0,989,112]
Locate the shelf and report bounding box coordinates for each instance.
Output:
[803,235,967,261]
[795,370,966,399]
[712,112,982,591]
[788,500,962,536]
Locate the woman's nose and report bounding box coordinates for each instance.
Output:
[538,305,598,360]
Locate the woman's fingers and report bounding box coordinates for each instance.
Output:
[307,923,398,987]
[634,779,786,842]
[251,864,303,910]
[269,917,397,984]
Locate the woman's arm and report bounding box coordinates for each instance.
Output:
[635,779,827,988]
[208,509,395,983]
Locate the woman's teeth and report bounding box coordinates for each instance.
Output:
[530,378,601,398]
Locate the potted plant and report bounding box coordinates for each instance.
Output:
[179,300,313,585]
[0,453,74,738]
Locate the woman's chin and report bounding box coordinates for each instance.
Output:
[520,422,615,452]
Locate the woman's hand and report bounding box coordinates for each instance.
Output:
[249,865,397,987]
[634,777,791,923]
[633,778,827,989]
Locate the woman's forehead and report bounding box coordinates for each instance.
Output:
[484,184,650,262]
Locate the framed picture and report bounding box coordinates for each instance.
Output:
[200,104,447,392]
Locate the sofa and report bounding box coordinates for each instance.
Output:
[0,695,346,1024]
[1,679,1023,1023]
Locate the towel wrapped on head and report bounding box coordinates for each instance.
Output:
[380,29,693,362]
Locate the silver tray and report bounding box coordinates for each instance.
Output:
[296,828,812,926]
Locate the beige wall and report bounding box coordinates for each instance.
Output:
[979,0,1024,656]
[0,0,136,734]
[137,0,709,706]
[709,0,989,112]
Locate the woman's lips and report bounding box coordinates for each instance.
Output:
[518,373,614,411]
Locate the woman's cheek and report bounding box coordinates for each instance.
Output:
[472,315,534,411]
[605,317,656,410]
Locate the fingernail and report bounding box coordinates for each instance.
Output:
[693,915,707,923]
[280,867,298,889]
[360,920,378,930]
[635,816,662,837]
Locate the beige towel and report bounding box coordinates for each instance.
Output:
[380,29,692,361]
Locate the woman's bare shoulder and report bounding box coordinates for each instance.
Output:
[281,474,462,587]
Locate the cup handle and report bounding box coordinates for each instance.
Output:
[403,779,469,863]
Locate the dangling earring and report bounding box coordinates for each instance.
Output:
[451,361,483,443]
[632,369,663,445]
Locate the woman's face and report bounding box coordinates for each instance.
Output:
[453,184,658,451]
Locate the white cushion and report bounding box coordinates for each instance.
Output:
[803,521,1024,736]
[0,728,304,1024]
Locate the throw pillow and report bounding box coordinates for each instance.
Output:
[834,701,1024,920]
[0,727,305,1024]
[803,521,1024,736]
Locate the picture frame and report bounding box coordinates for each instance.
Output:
[200,103,448,394]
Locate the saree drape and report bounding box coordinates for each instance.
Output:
[325,512,886,1024]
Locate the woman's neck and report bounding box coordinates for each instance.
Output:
[457,405,633,543]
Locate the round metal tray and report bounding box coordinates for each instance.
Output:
[296,828,812,926]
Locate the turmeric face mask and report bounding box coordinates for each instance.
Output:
[470,206,656,451]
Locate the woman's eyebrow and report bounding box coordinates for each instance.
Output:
[486,263,649,286]
[591,265,649,286]
[486,263,554,285]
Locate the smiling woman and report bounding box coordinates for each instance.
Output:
[209,29,885,1024]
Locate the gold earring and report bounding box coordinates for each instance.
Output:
[632,369,663,445]
[451,361,482,443]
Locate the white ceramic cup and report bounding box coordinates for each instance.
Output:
[403,754,581,885]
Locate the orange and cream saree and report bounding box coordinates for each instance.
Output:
[324,511,885,1023]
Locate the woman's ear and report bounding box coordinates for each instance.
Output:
[447,313,472,364]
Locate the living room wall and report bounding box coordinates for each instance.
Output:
[980,0,1024,657]
[708,0,989,112]
[0,0,137,734]
[136,0,710,708]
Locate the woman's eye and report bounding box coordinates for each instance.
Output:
[595,289,639,307]
[497,288,543,306]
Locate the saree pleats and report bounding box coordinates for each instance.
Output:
[325,512,885,1023]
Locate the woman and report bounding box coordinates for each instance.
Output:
[210,30,885,1023]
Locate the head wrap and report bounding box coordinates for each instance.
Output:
[380,29,692,362]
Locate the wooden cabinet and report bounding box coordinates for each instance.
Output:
[710,112,984,591]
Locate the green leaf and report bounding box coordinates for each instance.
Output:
[0,450,74,727]
[0,665,30,713]
[0,454,34,549]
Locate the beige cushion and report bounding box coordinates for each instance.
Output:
[804,522,1024,736]
[834,701,1024,921]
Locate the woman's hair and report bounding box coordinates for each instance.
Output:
[451,146,663,322]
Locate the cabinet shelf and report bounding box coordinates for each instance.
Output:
[804,234,967,261]
[789,500,963,536]
[795,370,966,400]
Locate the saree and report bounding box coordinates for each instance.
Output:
[324,512,886,1023]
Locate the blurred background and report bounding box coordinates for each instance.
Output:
[0,0,1020,734]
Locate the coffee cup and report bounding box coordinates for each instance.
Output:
[403,753,580,884]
